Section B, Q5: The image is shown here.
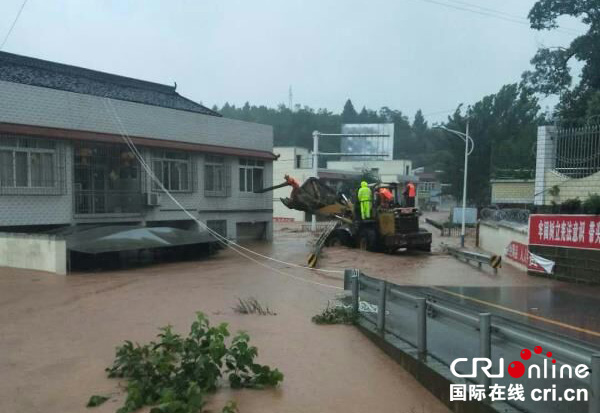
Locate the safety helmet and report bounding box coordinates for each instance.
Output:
[361,181,368,188]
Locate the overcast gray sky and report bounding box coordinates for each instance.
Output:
[0,0,585,122]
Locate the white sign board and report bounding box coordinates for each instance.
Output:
[341,123,394,160]
[452,207,477,225]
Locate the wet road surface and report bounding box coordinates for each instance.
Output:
[0,228,449,413]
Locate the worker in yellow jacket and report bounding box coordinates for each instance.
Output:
[357,181,372,220]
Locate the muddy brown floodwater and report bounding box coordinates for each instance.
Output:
[0,225,450,413]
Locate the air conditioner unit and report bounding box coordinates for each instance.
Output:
[146,192,161,207]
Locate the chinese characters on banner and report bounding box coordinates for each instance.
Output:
[506,241,545,273]
[529,214,600,250]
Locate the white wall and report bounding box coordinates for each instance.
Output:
[0,233,67,275]
[479,222,529,271]
[327,159,412,177]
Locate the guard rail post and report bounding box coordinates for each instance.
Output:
[590,354,600,413]
[479,313,492,393]
[416,297,427,359]
[377,279,387,334]
[351,268,360,315]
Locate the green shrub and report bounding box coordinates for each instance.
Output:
[312,304,357,325]
[91,312,283,413]
[583,194,600,215]
[560,198,582,214]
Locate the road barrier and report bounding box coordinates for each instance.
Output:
[344,269,600,413]
[445,245,502,273]
[425,218,477,238]
[307,221,339,268]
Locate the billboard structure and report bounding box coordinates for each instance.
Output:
[341,123,394,161]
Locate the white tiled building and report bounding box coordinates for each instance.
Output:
[0,51,274,241]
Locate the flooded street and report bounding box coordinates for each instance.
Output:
[0,226,449,413]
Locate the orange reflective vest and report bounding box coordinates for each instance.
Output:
[407,183,416,197]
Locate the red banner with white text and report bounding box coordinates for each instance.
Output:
[506,241,546,273]
[529,214,600,250]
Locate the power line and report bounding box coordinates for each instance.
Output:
[414,0,580,36]
[0,0,29,51]
[102,98,346,288]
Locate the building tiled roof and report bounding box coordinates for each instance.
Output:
[0,51,221,117]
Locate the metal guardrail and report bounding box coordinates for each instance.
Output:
[445,245,502,273]
[307,221,338,268]
[344,269,600,413]
[425,218,477,237]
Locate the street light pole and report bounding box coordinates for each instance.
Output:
[312,130,319,232]
[434,123,474,248]
[460,121,469,247]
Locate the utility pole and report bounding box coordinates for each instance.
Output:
[460,121,469,248]
[311,130,319,231]
[288,85,293,111]
[434,123,474,248]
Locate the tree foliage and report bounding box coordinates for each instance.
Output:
[437,84,541,205]
[523,0,600,120]
[93,312,283,413]
[219,87,540,206]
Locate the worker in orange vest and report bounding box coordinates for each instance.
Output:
[378,187,394,208]
[403,181,416,207]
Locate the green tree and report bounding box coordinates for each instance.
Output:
[441,84,541,205]
[341,99,358,123]
[523,0,600,120]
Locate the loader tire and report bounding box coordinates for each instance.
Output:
[358,228,377,252]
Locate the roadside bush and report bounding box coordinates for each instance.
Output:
[559,198,582,214]
[583,194,600,215]
[89,312,283,413]
[312,304,357,325]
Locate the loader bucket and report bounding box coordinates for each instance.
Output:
[280,177,340,213]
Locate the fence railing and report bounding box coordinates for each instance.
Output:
[480,208,530,225]
[425,218,477,237]
[555,125,600,179]
[345,269,600,413]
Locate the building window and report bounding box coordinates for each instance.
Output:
[74,142,142,215]
[152,150,192,192]
[239,158,264,193]
[0,136,57,189]
[207,219,227,238]
[204,155,231,197]
[405,165,410,175]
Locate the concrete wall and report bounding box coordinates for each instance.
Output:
[529,244,600,284]
[0,232,67,274]
[479,221,529,271]
[541,169,600,205]
[490,180,534,204]
[534,125,600,205]
[534,125,557,205]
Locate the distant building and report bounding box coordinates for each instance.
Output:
[341,123,394,160]
[413,169,443,210]
[0,51,275,242]
[326,159,413,182]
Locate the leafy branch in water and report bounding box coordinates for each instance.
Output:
[312,303,357,325]
[91,312,283,413]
